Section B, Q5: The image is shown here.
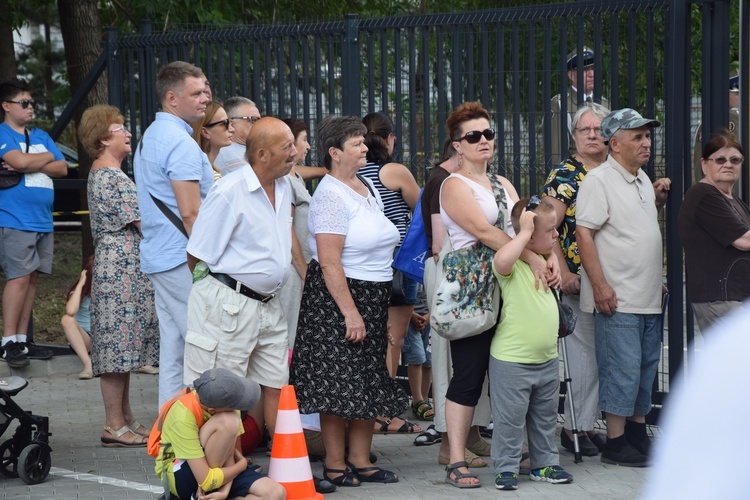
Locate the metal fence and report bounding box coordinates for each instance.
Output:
[49,0,745,411]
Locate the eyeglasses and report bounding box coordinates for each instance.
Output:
[708,156,744,166]
[231,116,261,124]
[5,99,35,109]
[205,118,230,129]
[575,126,601,135]
[526,195,542,210]
[456,128,495,144]
[110,125,128,135]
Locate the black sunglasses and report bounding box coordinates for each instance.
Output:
[456,128,495,144]
[204,118,230,129]
[6,99,35,109]
[526,195,542,210]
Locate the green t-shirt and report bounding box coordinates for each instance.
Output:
[154,391,243,495]
[491,259,559,363]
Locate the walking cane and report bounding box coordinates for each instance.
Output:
[559,336,582,463]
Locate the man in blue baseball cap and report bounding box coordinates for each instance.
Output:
[548,47,611,166]
[575,108,669,467]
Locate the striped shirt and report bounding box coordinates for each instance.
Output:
[358,162,411,244]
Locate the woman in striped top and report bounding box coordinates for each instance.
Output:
[359,112,423,433]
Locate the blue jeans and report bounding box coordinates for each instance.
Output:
[594,312,661,416]
[402,322,431,367]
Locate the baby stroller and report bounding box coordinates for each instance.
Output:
[0,376,52,484]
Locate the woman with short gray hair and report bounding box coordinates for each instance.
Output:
[542,102,611,457]
[290,115,408,487]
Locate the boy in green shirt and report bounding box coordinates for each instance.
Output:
[155,368,286,499]
[489,196,573,491]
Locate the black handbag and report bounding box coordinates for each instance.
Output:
[553,289,578,338]
[0,129,29,189]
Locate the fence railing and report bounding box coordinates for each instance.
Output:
[48,0,744,406]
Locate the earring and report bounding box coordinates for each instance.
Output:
[457,153,463,169]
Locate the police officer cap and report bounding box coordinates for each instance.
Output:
[566,47,595,70]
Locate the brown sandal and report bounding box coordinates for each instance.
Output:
[101,425,147,448]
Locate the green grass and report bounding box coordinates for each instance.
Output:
[0,232,83,345]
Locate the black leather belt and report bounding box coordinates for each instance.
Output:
[208,272,275,303]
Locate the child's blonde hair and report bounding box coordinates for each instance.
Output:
[510,196,555,234]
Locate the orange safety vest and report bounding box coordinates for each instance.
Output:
[147,388,205,458]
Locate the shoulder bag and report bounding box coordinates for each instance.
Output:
[427,174,507,340]
[0,129,29,189]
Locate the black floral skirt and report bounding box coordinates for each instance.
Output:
[290,260,409,419]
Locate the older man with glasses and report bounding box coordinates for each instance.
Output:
[214,96,261,175]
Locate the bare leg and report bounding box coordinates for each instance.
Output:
[199,411,240,467]
[100,372,144,444]
[445,399,478,485]
[421,365,432,400]
[61,316,92,374]
[262,386,281,438]
[321,414,350,482]
[2,274,31,336]
[407,364,424,402]
[386,305,414,377]
[16,271,39,335]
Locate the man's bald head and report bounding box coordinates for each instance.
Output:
[246,117,297,180]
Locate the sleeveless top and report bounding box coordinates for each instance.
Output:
[439,173,514,250]
[358,162,411,244]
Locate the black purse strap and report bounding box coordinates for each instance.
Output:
[356,173,376,198]
[24,128,30,152]
[137,138,189,238]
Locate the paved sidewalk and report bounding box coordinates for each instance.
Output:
[0,355,650,499]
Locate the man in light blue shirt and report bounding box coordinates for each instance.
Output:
[134,61,213,408]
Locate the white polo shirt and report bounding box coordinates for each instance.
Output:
[187,165,292,294]
[576,156,663,315]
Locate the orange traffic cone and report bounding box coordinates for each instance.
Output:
[268,385,324,500]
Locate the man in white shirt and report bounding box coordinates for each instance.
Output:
[184,117,296,440]
[576,108,667,467]
[214,96,261,175]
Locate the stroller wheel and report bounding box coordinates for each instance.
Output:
[0,439,21,478]
[18,443,50,485]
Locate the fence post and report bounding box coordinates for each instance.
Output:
[342,14,361,117]
[107,28,122,111]
[664,0,689,384]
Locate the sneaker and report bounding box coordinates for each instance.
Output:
[495,472,518,490]
[601,441,648,467]
[19,342,53,360]
[1,341,30,368]
[530,465,573,484]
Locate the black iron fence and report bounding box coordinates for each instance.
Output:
[49,0,745,405]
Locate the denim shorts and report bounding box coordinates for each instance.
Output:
[594,311,661,417]
[402,321,431,367]
[390,271,418,307]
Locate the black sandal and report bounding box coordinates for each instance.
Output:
[347,462,398,483]
[374,417,420,434]
[445,461,481,489]
[323,465,360,487]
[414,424,442,446]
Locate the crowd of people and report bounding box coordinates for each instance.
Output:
[0,52,747,498]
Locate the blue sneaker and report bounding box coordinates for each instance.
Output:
[495,472,518,490]
[530,465,573,484]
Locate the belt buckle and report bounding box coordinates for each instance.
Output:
[261,293,275,303]
[234,280,243,294]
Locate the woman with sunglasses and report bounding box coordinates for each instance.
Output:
[190,101,235,181]
[78,104,159,447]
[679,131,750,331]
[438,101,560,488]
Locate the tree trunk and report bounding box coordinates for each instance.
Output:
[0,0,17,82]
[57,0,107,264]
